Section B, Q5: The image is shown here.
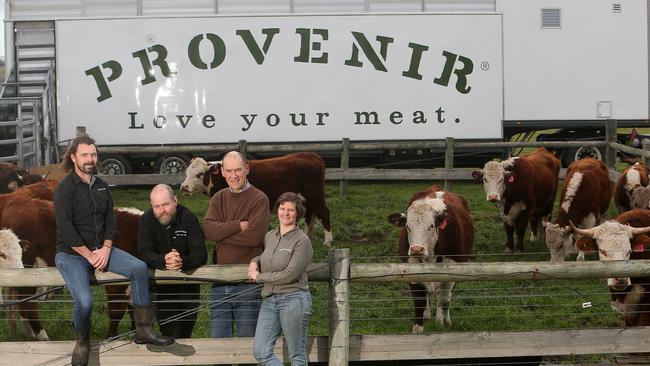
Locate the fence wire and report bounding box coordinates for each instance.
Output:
[0,252,648,365]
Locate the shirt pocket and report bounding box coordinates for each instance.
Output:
[93,188,110,213]
[273,247,293,269]
[172,230,189,252]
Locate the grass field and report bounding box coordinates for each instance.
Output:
[0,179,626,356]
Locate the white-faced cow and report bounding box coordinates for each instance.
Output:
[1,196,144,340]
[543,157,612,262]
[629,185,650,210]
[181,152,333,246]
[613,162,650,213]
[472,148,560,253]
[0,229,25,307]
[572,209,650,326]
[388,185,474,332]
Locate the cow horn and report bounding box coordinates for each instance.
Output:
[631,226,650,235]
[569,220,596,237]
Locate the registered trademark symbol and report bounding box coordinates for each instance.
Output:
[481,61,490,71]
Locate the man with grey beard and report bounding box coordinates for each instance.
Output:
[138,184,207,338]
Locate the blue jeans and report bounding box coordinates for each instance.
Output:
[209,284,261,338]
[55,247,150,331]
[253,290,312,366]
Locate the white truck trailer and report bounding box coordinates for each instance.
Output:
[1,0,648,172]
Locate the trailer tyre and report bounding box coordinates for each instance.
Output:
[100,155,131,175]
[158,155,189,175]
[563,146,603,167]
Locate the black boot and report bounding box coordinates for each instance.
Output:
[71,328,90,366]
[133,305,174,346]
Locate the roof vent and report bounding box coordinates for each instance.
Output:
[612,3,622,13]
[541,8,561,29]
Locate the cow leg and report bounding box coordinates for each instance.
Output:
[305,213,316,236]
[514,214,529,253]
[434,281,455,326]
[529,214,542,243]
[313,202,333,247]
[106,284,131,338]
[409,283,428,333]
[14,287,49,340]
[504,223,515,253]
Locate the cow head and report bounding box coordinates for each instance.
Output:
[180,157,217,195]
[389,192,448,258]
[0,229,24,270]
[630,185,650,209]
[543,221,575,263]
[473,159,518,202]
[572,221,650,290]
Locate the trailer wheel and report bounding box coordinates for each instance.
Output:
[563,146,603,167]
[158,155,189,175]
[100,155,131,175]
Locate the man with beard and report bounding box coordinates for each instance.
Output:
[138,184,207,338]
[54,135,173,366]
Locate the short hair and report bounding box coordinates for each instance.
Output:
[273,192,306,219]
[62,134,97,173]
[222,151,248,164]
[150,184,176,201]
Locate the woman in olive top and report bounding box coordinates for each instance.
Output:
[248,192,313,366]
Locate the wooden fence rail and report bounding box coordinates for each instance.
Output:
[98,119,640,191]
[2,251,650,365]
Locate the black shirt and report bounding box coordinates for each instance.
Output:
[54,171,117,254]
[137,204,207,271]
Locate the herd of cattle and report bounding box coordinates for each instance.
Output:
[0,148,648,342]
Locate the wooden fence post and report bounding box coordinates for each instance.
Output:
[605,119,617,168]
[238,139,248,155]
[328,248,350,366]
[644,141,650,167]
[444,137,454,191]
[340,138,350,198]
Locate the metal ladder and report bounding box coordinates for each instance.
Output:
[0,21,57,167]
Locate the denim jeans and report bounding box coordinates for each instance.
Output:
[253,290,312,366]
[55,247,150,331]
[209,284,261,338]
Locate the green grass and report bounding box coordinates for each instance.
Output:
[0,181,626,354]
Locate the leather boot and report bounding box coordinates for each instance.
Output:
[71,328,90,366]
[133,305,174,346]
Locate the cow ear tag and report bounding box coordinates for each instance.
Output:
[633,242,645,253]
[508,175,515,183]
[439,219,448,230]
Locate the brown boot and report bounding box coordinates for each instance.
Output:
[133,305,174,346]
[71,328,90,366]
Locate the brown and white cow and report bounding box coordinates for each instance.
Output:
[472,148,560,253]
[388,185,474,332]
[0,162,44,193]
[613,162,650,213]
[0,229,26,306]
[1,196,143,339]
[572,209,650,326]
[181,152,333,245]
[543,157,612,262]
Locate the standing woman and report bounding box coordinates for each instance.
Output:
[249,192,314,366]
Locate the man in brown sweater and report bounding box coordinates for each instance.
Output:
[202,151,269,338]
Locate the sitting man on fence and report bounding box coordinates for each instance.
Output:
[54,134,173,366]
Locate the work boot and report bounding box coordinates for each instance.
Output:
[71,328,90,366]
[133,305,174,346]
